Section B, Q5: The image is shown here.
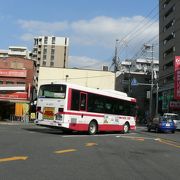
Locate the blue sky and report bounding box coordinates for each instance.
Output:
[0,0,159,69]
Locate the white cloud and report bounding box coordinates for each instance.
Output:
[18,20,68,34]
[18,16,158,48]
[20,33,34,41]
[18,16,158,67]
[68,56,109,70]
[70,16,158,48]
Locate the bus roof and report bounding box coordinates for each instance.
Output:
[43,82,136,102]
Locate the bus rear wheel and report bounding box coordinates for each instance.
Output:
[122,122,130,134]
[88,121,98,135]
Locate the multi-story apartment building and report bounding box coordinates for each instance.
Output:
[31,36,69,89]
[0,50,8,58]
[0,46,30,59]
[159,0,180,113]
[120,59,159,74]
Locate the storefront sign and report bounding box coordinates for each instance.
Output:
[0,69,27,77]
[174,56,180,100]
[0,92,28,100]
[169,101,180,110]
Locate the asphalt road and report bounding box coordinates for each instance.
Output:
[0,122,180,180]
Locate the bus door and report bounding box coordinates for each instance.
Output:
[80,92,87,112]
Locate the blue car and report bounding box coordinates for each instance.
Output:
[147,116,176,133]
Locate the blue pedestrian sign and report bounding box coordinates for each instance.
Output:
[131,78,138,86]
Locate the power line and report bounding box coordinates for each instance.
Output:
[126,17,159,60]
[41,74,115,81]
[126,14,159,44]
[119,3,159,44]
[116,5,159,61]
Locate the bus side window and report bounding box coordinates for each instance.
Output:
[105,103,112,114]
[71,90,80,110]
[80,93,87,111]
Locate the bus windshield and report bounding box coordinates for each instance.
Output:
[38,84,66,99]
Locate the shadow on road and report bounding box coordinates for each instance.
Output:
[22,126,127,136]
[22,127,76,135]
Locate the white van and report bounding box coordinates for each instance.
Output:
[163,113,180,130]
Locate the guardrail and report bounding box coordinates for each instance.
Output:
[9,114,29,123]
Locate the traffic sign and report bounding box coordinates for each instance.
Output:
[131,78,138,86]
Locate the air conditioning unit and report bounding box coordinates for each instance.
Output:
[102,65,108,71]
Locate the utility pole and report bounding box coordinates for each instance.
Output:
[128,63,131,96]
[144,44,154,120]
[113,39,119,72]
[155,82,159,115]
[149,44,154,119]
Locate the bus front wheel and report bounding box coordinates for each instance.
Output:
[88,121,98,135]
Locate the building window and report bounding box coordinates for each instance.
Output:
[42,61,46,66]
[51,55,54,61]
[163,32,175,45]
[0,81,3,84]
[52,37,56,44]
[43,48,47,54]
[17,82,25,85]
[166,75,173,83]
[50,62,54,66]
[44,36,48,44]
[6,81,14,84]
[163,0,171,8]
[51,48,55,55]
[51,45,55,49]
[163,61,173,70]
[10,62,24,69]
[164,5,175,19]
[34,38,38,45]
[51,48,55,61]
[43,55,47,60]
[163,19,175,32]
[163,46,174,57]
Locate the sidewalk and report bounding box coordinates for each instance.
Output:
[0,119,34,125]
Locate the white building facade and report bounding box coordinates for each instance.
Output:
[38,67,115,91]
[0,46,30,59]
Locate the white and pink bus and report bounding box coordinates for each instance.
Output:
[35,82,137,134]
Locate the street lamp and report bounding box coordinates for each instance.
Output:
[65,75,69,82]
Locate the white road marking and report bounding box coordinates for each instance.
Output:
[62,133,137,138]
[116,135,156,140]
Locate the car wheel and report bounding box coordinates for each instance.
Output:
[88,121,98,135]
[172,130,175,134]
[147,125,151,132]
[155,127,159,133]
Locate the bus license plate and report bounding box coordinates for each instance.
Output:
[43,107,54,120]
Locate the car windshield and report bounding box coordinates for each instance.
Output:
[164,114,180,119]
[160,116,173,122]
